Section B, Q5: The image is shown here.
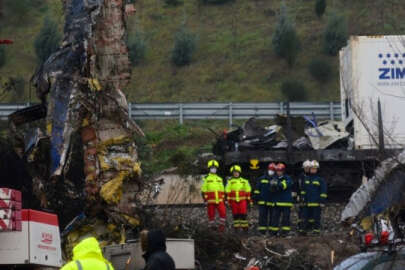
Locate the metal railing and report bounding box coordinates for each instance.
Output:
[0,102,341,127]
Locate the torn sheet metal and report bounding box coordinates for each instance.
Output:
[341,150,405,223]
[305,121,349,150]
[30,0,144,230]
[293,136,313,150]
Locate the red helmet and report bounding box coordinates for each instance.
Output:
[268,163,276,171]
[275,163,286,171]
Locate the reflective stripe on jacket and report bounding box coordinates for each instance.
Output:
[61,237,114,270]
[253,174,274,205]
[274,174,293,207]
[301,174,327,206]
[225,177,251,202]
[201,174,225,204]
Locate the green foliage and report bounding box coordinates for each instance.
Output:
[272,3,301,67]
[128,32,147,66]
[323,13,348,56]
[171,25,196,67]
[4,0,45,23]
[281,80,307,101]
[34,17,61,63]
[10,76,25,97]
[0,47,5,68]
[315,0,326,18]
[164,0,183,6]
[308,58,332,83]
[5,0,31,22]
[198,0,234,4]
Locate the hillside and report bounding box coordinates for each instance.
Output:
[1,0,405,103]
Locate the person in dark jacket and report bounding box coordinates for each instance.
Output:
[253,162,276,235]
[141,229,175,270]
[269,163,293,236]
[297,160,311,234]
[301,160,327,234]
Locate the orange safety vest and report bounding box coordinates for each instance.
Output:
[225,177,251,202]
[201,174,225,204]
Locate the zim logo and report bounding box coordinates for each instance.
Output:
[41,232,53,244]
[378,53,405,80]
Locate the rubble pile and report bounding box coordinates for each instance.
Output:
[143,204,357,269]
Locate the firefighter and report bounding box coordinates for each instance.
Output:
[301,160,327,234]
[269,163,293,236]
[201,159,226,232]
[297,160,312,234]
[226,165,252,232]
[253,163,276,235]
[61,237,114,270]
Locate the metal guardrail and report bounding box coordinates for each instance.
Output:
[130,102,341,126]
[0,102,341,127]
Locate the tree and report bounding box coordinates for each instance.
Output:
[272,3,301,67]
[0,47,5,68]
[171,25,196,67]
[34,17,61,63]
[164,0,183,6]
[281,80,307,101]
[315,0,326,18]
[323,13,348,56]
[128,32,147,66]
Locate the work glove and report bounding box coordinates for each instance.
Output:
[320,203,325,208]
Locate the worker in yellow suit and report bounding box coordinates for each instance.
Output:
[226,165,252,232]
[201,159,226,232]
[61,237,114,270]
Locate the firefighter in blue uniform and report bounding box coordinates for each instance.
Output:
[253,163,276,235]
[301,160,327,234]
[269,163,293,236]
[297,160,311,234]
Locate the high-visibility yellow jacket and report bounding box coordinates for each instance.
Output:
[61,237,114,270]
[225,177,252,202]
[201,173,225,204]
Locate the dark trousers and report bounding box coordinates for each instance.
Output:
[270,206,291,234]
[297,206,305,232]
[303,206,321,232]
[258,205,272,233]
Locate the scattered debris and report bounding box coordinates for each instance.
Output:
[305,121,350,150]
[212,117,353,155]
[341,150,405,224]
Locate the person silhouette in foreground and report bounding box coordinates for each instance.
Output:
[141,229,175,270]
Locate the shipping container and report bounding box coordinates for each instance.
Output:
[340,36,405,149]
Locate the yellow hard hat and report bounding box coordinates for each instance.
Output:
[207,160,219,168]
[230,165,242,173]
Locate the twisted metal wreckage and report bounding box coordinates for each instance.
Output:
[9,0,143,254]
[342,150,405,232]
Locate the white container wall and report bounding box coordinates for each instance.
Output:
[340,36,405,149]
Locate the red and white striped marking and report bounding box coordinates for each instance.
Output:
[0,188,22,202]
[0,200,22,210]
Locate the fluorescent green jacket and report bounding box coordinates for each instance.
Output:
[61,237,114,270]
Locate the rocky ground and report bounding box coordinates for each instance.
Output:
[142,203,360,270]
